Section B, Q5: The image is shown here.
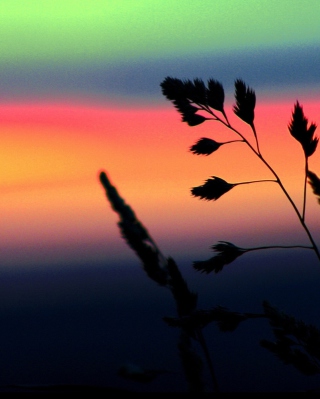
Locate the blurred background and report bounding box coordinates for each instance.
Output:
[0,0,320,392]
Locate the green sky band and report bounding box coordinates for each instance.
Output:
[0,0,319,66]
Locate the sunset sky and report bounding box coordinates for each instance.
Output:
[1,0,320,270]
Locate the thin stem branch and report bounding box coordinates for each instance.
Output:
[203,109,261,156]
[223,139,244,145]
[241,244,313,253]
[221,109,230,126]
[235,179,277,186]
[251,123,261,155]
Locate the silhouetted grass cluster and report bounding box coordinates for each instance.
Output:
[161,76,320,266]
[100,77,320,392]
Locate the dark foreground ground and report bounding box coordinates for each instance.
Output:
[0,251,320,393]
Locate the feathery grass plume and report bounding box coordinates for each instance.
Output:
[175,99,207,126]
[288,101,318,157]
[167,257,198,317]
[160,77,207,126]
[260,301,320,376]
[100,172,213,392]
[190,138,244,156]
[233,79,256,126]
[99,171,169,286]
[191,177,235,201]
[160,76,206,104]
[190,138,222,155]
[206,79,225,112]
[193,241,245,274]
[307,171,320,203]
[160,76,186,100]
[184,78,207,105]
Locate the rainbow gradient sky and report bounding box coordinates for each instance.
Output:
[1,0,320,269]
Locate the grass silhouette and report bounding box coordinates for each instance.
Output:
[99,78,320,392]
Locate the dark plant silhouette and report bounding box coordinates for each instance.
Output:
[160,77,320,261]
[191,176,235,201]
[165,302,320,377]
[99,77,320,392]
[191,176,276,202]
[193,242,313,274]
[189,137,243,156]
[160,76,320,383]
[99,171,213,392]
[288,102,318,220]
